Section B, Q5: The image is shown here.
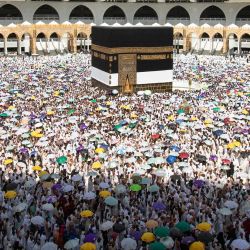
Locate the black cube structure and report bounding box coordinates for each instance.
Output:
[91,26,173,93]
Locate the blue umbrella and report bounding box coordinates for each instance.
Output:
[169,145,181,152]
[166,155,177,164]
[213,130,224,137]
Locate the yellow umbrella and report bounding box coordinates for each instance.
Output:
[95,148,105,154]
[204,119,213,124]
[32,166,42,171]
[130,113,138,118]
[146,219,158,229]
[226,143,235,149]
[141,232,155,243]
[189,241,205,250]
[8,105,15,110]
[47,110,55,115]
[196,222,211,232]
[80,210,94,218]
[99,190,111,198]
[80,243,96,250]
[233,141,241,147]
[3,159,13,165]
[54,91,60,97]
[190,117,198,121]
[4,191,17,199]
[106,101,112,106]
[167,115,175,121]
[39,171,49,177]
[31,96,36,100]
[92,161,102,169]
[242,109,248,115]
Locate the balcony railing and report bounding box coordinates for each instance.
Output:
[33,15,59,21]
[200,18,226,21]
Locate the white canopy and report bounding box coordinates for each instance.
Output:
[21,21,31,26]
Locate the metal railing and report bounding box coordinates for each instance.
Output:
[236,18,250,21]
[33,15,59,20]
[103,17,126,20]
[134,17,158,20]
[0,17,23,20]
[69,17,94,20]
[200,18,226,21]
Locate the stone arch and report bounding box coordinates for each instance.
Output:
[166,6,190,25]
[200,6,226,25]
[69,5,94,23]
[33,5,59,22]
[212,32,223,39]
[103,6,126,24]
[200,32,210,39]
[0,4,23,25]
[239,33,250,55]
[133,6,158,25]
[240,33,250,40]
[61,32,74,53]
[7,32,19,40]
[174,32,184,54]
[50,32,59,40]
[236,6,250,25]
[36,32,47,40]
[226,33,238,40]
[77,32,88,52]
[7,33,19,55]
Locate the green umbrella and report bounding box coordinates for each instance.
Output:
[175,221,190,232]
[68,98,75,102]
[149,242,166,250]
[67,109,75,115]
[177,109,185,114]
[213,107,220,112]
[90,99,97,103]
[22,140,31,145]
[129,122,137,129]
[114,124,122,131]
[144,90,152,96]
[149,184,160,192]
[56,156,67,164]
[104,196,118,206]
[154,227,170,238]
[0,113,9,117]
[21,133,30,138]
[130,184,142,192]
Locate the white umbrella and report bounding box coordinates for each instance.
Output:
[231,239,250,250]
[42,203,54,211]
[126,157,136,163]
[35,122,43,128]
[161,236,174,248]
[99,182,110,189]
[64,238,79,249]
[31,216,45,225]
[218,207,232,216]
[16,161,26,168]
[41,242,58,250]
[224,200,239,209]
[154,169,167,177]
[155,157,165,164]
[115,184,126,194]
[83,192,96,200]
[100,221,114,231]
[121,238,137,250]
[24,180,36,188]
[62,185,74,192]
[72,174,82,182]
[14,202,27,213]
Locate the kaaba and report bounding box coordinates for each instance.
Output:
[91,26,173,93]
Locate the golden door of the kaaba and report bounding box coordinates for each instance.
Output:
[118,54,137,94]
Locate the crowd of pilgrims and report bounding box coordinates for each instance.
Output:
[0,53,249,250]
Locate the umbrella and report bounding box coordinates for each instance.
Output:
[175,221,190,232]
[189,241,205,250]
[231,239,250,250]
[3,159,13,165]
[149,242,166,250]
[31,216,45,225]
[154,227,170,238]
[224,200,238,209]
[196,222,211,232]
[153,202,166,211]
[84,233,96,243]
[115,184,126,194]
[218,207,232,215]
[100,221,114,231]
[72,174,82,182]
[166,155,176,164]
[146,219,158,229]
[5,182,18,191]
[104,196,118,206]
[92,161,102,169]
[121,238,137,250]
[52,183,62,190]
[141,232,155,243]
[64,238,80,249]
[25,180,36,188]
[169,227,182,238]
[179,152,189,159]
[56,156,67,164]
[83,192,96,200]
[99,182,109,189]
[80,210,94,218]
[4,191,17,199]
[141,177,151,185]
[196,232,213,245]
[62,185,74,193]
[42,203,54,211]
[113,222,125,233]
[99,190,111,198]
[160,237,174,248]
[169,145,180,152]
[80,243,96,250]
[149,185,159,192]
[41,242,58,250]
[130,184,141,192]
[14,202,27,213]
[181,236,195,245]
[193,180,204,188]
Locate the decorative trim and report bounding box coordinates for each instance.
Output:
[92,44,173,54]
[139,54,167,60]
